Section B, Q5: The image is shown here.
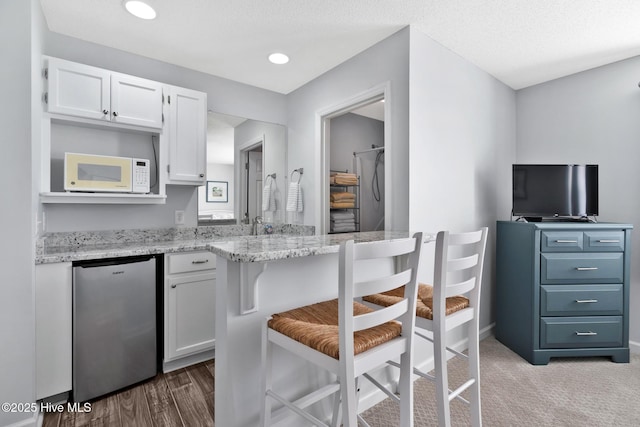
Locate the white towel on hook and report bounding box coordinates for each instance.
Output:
[286,182,303,212]
[262,176,276,212]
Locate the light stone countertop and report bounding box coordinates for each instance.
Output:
[35,224,315,264]
[207,231,431,263]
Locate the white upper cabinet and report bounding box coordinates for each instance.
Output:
[110,73,163,128]
[167,86,207,185]
[47,58,110,121]
[46,57,163,129]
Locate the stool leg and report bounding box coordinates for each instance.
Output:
[339,364,357,426]
[331,389,342,427]
[398,349,415,427]
[434,327,451,427]
[260,320,272,427]
[468,319,482,427]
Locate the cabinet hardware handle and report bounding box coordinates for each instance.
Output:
[199,173,205,178]
[575,331,598,336]
[555,240,578,243]
[192,259,209,264]
[102,109,109,115]
[171,284,177,288]
[576,267,598,271]
[112,111,118,117]
[575,299,598,303]
[597,239,620,243]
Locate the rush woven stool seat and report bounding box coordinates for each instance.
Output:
[260,233,423,427]
[363,227,488,427]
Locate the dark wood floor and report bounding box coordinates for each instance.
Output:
[42,360,214,427]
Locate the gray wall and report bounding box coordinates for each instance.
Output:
[41,29,288,232]
[408,27,517,331]
[287,27,410,231]
[516,56,640,346]
[0,1,42,425]
[330,113,385,232]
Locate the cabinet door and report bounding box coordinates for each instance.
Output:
[110,73,163,128]
[167,86,207,185]
[36,263,72,399]
[165,272,216,360]
[47,57,110,121]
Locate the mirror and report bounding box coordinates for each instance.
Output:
[198,112,287,225]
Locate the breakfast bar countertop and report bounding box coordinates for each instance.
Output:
[35,224,315,264]
[207,230,432,263]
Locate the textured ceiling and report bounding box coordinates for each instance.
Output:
[40,0,640,94]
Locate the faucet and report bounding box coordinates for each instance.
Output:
[252,216,263,235]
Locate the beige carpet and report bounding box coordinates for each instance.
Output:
[361,336,640,426]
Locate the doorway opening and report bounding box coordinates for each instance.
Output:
[238,139,263,224]
[318,83,390,234]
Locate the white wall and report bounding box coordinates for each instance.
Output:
[408,27,517,329]
[287,27,410,231]
[0,1,42,425]
[41,28,287,232]
[516,56,640,345]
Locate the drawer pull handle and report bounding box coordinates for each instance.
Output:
[575,331,598,336]
[575,299,598,303]
[597,239,620,243]
[192,259,209,264]
[171,284,177,289]
[555,240,578,243]
[576,267,598,271]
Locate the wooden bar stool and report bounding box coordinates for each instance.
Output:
[364,228,488,427]
[260,233,423,427]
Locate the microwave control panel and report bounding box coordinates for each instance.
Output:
[132,158,151,193]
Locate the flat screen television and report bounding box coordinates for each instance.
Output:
[512,164,598,220]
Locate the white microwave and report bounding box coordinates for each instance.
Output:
[64,153,150,193]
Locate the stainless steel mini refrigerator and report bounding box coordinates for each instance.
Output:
[72,256,157,402]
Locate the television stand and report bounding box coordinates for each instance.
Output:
[496,220,632,364]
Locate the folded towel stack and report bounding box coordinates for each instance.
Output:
[330,191,356,208]
[330,211,356,233]
[330,172,358,186]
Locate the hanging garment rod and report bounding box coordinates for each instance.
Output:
[353,146,384,156]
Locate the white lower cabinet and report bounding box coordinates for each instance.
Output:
[35,262,72,400]
[164,251,216,369]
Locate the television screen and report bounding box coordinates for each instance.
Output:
[512,164,598,218]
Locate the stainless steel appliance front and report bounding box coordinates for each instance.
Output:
[72,256,157,402]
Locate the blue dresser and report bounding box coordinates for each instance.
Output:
[496,221,632,365]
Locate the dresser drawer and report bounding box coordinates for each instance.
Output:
[541,253,623,284]
[584,231,625,252]
[541,231,584,252]
[540,316,623,348]
[166,251,216,274]
[540,284,623,316]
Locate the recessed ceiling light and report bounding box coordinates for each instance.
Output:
[268,53,290,65]
[124,1,157,20]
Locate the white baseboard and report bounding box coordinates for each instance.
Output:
[629,339,640,354]
[162,349,215,373]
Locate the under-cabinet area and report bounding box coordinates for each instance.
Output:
[35,251,215,402]
[40,56,207,205]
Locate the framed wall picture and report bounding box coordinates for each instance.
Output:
[206,181,228,203]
